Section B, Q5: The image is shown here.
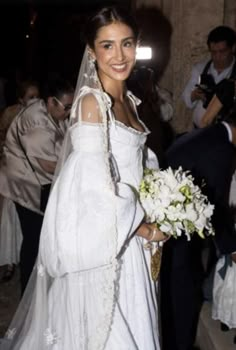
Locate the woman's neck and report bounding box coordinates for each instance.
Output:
[107,84,127,103]
[99,75,126,102]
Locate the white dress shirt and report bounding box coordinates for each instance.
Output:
[182,57,235,128]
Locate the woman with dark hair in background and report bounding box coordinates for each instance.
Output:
[0,79,40,283]
[0,79,40,156]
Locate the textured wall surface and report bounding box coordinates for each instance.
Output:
[135,0,235,133]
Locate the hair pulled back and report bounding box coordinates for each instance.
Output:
[85,6,139,49]
[16,80,39,99]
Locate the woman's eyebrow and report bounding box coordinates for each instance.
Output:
[98,37,135,44]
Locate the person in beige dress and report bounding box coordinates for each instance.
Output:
[0,79,40,156]
[0,77,74,293]
[0,79,40,282]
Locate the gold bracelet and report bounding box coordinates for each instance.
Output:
[148,228,157,242]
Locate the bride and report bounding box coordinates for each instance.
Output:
[1,6,166,350]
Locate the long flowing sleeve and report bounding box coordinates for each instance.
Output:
[39,91,144,277]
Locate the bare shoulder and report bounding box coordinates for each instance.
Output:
[80,92,103,123]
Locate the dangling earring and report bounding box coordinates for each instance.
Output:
[88,55,97,78]
[91,57,96,64]
[87,51,100,86]
[88,51,96,66]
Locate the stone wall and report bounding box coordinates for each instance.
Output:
[224,0,236,29]
[135,0,236,133]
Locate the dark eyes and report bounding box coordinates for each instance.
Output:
[103,43,112,49]
[124,40,134,48]
[102,40,135,50]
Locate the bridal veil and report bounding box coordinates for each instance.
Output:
[0,47,121,350]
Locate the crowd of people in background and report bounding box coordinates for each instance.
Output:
[181,24,236,348]
[0,5,236,350]
[0,77,74,294]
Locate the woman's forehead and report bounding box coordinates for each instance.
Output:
[95,22,134,42]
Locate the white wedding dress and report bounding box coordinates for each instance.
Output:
[1,89,160,350]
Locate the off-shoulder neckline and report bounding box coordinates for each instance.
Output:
[70,119,149,135]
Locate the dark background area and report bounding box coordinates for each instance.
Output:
[0,0,173,107]
[0,0,131,86]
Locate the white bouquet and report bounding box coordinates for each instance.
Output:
[139,167,215,240]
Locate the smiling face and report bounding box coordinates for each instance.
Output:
[90,22,137,85]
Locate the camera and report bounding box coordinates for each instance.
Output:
[199,73,216,108]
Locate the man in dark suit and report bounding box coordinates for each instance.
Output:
[160,119,236,350]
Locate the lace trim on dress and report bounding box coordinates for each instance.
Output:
[37,263,45,276]
[114,120,150,136]
[5,328,17,340]
[74,86,120,350]
[44,327,58,346]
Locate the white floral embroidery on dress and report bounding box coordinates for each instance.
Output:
[5,328,17,340]
[44,328,58,346]
[37,264,45,276]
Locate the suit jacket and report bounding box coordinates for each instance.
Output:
[165,122,236,254]
[160,123,236,350]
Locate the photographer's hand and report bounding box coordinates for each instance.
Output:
[199,94,223,128]
[136,222,167,242]
[191,87,206,103]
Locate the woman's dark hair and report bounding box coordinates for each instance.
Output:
[41,77,74,102]
[85,6,139,49]
[16,79,39,99]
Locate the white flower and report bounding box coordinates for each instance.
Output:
[139,167,215,240]
[160,222,173,234]
[166,204,185,221]
[154,206,166,222]
[202,204,214,218]
[185,203,198,222]
[173,221,184,236]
